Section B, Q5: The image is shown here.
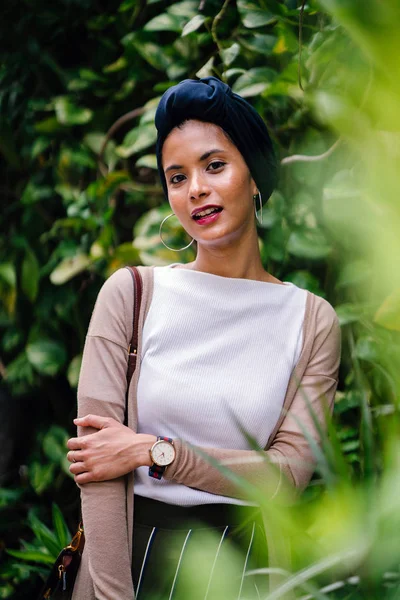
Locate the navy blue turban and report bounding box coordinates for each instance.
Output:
[155,76,278,205]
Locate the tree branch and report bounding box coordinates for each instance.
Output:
[98,106,145,176]
[211,0,232,76]
[281,137,342,165]
[298,0,306,92]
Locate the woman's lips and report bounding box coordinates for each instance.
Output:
[193,210,223,225]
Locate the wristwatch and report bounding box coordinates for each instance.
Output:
[149,436,176,480]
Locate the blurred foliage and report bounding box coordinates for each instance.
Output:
[1,0,400,597]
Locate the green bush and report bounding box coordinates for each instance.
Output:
[1,0,400,597]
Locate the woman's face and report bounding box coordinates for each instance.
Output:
[162,119,258,248]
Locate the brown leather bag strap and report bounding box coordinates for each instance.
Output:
[72,267,143,560]
[125,265,143,390]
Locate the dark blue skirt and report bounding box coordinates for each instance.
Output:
[132,495,269,600]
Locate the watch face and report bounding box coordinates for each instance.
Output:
[151,441,175,467]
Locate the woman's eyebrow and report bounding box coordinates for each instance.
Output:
[165,148,226,173]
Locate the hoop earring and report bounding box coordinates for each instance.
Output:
[253,192,263,225]
[159,213,195,252]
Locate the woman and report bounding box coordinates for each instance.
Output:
[67,77,341,600]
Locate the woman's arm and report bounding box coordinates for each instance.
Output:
[71,268,137,600]
[163,296,341,500]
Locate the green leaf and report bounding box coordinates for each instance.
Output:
[4,352,36,392]
[1,327,23,352]
[84,133,118,169]
[105,243,141,277]
[196,56,215,79]
[232,67,275,97]
[78,68,107,83]
[182,14,206,36]
[374,288,400,332]
[136,154,157,169]
[144,13,183,32]
[103,55,129,73]
[67,354,82,388]
[221,42,240,66]
[139,97,160,125]
[0,487,23,508]
[166,62,188,80]
[116,124,157,158]
[287,229,332,260]
[59,146,96,169]
[54,97,93,126]
[0,263,17,315]
[6,549,55,565]
[272,21,299,54]
[83,132,106,154]
[224,68,247,80]
[42,426,72,477]
[52,504,71,549]
[21,249,40,302]
[238,33,277,55]
[341,440,360,452]
[167,1,198,17]
[355,336,379,363]
[125,35,172,71]
[119,0,138,10]
[21,181,53,205]
[26,339,67,376]
[237,0,276,28]
[34,116,65,134]
[335,303,368,326]
[28,512,60,557]
[114,242,141,264]
[0,263,16,288]
[31,137,52,159]
[27,462,56,494]
[50,253,91,285]
[285,270,322,295]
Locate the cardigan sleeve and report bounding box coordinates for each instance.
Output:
[163,296,341,500]
[75,268,135,600]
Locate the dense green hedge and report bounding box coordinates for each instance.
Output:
[1,0,400,597]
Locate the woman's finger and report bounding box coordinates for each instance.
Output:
[67,450,83,463]
[69,461,87,475]
[74,472,95,485]
[66,437,82,450]
[74,414,113,429]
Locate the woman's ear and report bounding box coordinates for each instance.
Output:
[249,174,258,198]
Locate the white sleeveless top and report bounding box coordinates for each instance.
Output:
[134,264,307,506]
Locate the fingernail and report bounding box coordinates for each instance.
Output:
[74,418,82,422]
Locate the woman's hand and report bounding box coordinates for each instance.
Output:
[66,414,156,484]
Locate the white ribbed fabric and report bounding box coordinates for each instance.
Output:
[134,264,307,506]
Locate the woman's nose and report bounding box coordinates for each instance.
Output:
[188,171,210,199]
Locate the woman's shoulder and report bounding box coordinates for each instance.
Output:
[97,267,135,305]
[100,264,154,297]
[308,291,340,328]
[87,268,141,342]
[304,291,341,359]
[94,264,154,320]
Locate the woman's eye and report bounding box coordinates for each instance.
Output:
[208,161,225,170]
[170,174,185,184]
[169,162,225,185]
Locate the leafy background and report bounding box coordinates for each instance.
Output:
[1,0,400,597]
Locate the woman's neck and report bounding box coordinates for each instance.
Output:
[173,259,284,285]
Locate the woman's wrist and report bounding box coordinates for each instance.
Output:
[135,434,157,468]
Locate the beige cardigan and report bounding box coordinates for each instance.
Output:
[72,265,341,600]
